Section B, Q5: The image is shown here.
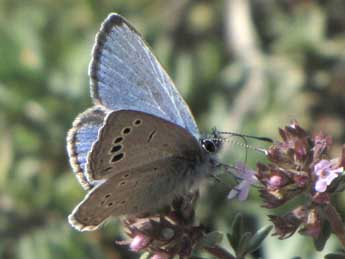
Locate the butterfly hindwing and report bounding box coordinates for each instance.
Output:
[67,106,108,189]
[86,110,202,182]
[69,158,196,231]
[89,13,199,138]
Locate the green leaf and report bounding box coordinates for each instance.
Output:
[139,252,151,259]
[198,231,223,247]
[228,213,244,251]
[270,193,308,215]
[313,220,331,251]
[325,252,345,259]
[245,225,273,254]
[237,232,252,258]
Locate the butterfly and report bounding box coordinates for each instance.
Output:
[67,13,221,231]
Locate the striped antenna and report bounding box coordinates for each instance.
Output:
[216,130,273,143]
[215,137,269,155]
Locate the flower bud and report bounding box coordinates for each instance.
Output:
[130,233,151,252]
[312,192,330,205]
[268,175,284,188]
[299,209,321,238]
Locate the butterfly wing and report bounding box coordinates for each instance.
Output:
[66,106,108,190]
[85,109,202,182]
[69,158,197,231]
[89,13,199,138]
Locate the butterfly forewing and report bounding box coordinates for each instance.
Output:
[86,110,202,182]
[89,13,199,138]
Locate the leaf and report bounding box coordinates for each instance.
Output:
[313,219,331,251]
[139,252,151,259]
[204,246,236,259]
[324,204,345,247]
[228,213,244,251]
[198,231,223,247]
[237,232,252,258]
[270,193,308,215]
[245,225,273,254]
[325,252,345,259]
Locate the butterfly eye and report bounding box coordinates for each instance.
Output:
[201,139,216,153]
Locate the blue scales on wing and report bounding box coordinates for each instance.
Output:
[67,106,108,190]
[89,13,200,139]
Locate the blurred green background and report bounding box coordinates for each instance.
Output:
[1,0,344,258]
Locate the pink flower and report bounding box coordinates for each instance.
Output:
[268,175,285,187]
[228,163,257,201]
[129,233,151,252]
[313,159,343,192]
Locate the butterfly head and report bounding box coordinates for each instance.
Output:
[200,128,223,154]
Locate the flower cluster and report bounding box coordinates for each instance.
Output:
[119,194,224,258]
[117,121,345,257]
[255,121,345,245]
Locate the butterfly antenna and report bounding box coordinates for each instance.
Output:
[211,128,270,155]
[219,137,269,155]
[216,130,273,143]
[236,134,249,163]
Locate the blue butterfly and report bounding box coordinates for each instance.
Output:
[67,13,220,231]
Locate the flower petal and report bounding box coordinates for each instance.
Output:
[330,167,344,175]
[227,188,239,200]
[130,233,151,252]
[315,179,328,192]
[314,160,331,175]
[325,172,339,185]
[238,183,250,201]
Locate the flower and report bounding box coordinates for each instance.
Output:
[254,121,345,246]
[228,163,257,201]
[268,175,285,187]
[119,194,206,258]
[312,132,332,160]
[299,208,321,238]
[267,122,310,167]
[256,163,291,189]
[129,233,151,252]
[313,159,344,192]
[269,210,302,239]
